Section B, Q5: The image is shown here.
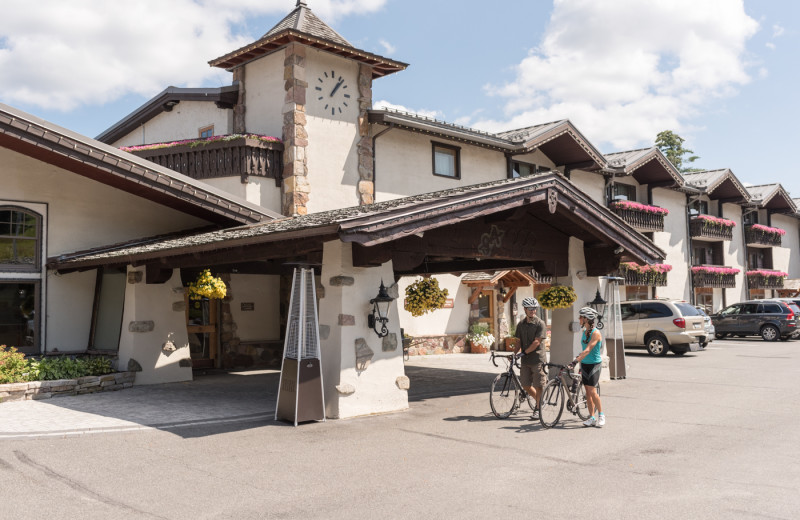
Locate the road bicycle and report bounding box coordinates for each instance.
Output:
[538,362,600,428]
[489,351,536,418]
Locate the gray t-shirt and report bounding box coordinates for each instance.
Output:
[515,315,547,365]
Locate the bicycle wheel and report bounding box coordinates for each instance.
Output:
[539,380,564,428]
[490,373,518,419]
[576,383,601,421]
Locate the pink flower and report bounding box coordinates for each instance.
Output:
[746,270,788,278]
[750,224,786,236]
[691,266,740,275]
[610,200,669,215]
[694,214,736,227]
[620,262,673,274]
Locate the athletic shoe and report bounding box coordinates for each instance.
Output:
[597,414,606,428]
[531,409,540,420]
[582,416,596,427]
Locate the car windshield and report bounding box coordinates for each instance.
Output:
[675,303,701,316]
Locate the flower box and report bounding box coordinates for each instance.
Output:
[746,270,787,289]
[619,263,672,287]
[690,215,735,241]
[745,225,784,247]
[609,201,668,232]
[691,266,739,288]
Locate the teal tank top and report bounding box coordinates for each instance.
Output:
[581,328,603,364]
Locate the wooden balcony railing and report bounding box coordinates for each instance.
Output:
[130,137,283,186]
[609,206,665,232]
[744,225,783,247]
[692,267,737,288]
[689,217,734,241]
[747,272,786,289]
[622,270,668,287]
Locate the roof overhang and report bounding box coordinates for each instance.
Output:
[1,103,277,226]
[686,169,752,203]
[209,29,408,78]
[95,86,240,144]
[48,174,665,278]
[607,148,684,187]
[751,185,797,213]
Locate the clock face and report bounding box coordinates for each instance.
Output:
[314,70,352,116]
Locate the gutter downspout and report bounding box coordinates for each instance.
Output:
[371,124,395,203]
[685,191,703,306]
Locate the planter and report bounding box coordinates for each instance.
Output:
[504,337,520,351]
[0,371,137,404]
[469,343,490,354]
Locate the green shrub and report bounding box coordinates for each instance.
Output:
[27,355,115,381]
[0,345,31,383]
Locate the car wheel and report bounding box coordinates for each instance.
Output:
[761,325,779,342]
[714,333,727,339]
[645,333,669,356]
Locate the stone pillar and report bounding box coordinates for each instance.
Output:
[548,237,610,382]
[319,240,408,419]
[117,267,193,385]
[356,64,374,205]
[232,67,246,134]
[282,43,309,216]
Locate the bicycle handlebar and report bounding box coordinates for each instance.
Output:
[491,351,521,368]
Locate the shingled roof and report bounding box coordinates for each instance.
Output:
[683,169,751,203]
[604,147,683,187]
[209,1,407,78]
[746,184,797,213]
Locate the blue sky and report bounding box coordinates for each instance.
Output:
[2,0,798,197]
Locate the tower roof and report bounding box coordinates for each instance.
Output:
[263,1,351,47]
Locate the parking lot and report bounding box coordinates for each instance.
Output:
[1,337,798,519]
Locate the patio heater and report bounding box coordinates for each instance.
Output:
[275,266,326,425]
[601,276,626,380]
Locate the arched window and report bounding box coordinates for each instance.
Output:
[0,207,41,271]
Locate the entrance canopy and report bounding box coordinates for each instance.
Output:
[49,173,665,278]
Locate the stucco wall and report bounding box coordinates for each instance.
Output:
[396,274,470,336]
[202,177,282,215]
[112,101,234,147]
[242,51,285,138]
[652,188,692,301]
[229,274,280,341]
[373,128,507,202]
[771,214,800,279]
[722,203,747,305]
[570,170,606,205]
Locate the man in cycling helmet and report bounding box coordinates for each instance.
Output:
[514,297,548,420]
[573,307,605,427]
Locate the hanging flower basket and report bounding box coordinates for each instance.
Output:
[188,269,227,300]
[537,285,577,310]
[404,277,449,317]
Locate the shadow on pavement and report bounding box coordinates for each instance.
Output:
[405,365,496,402]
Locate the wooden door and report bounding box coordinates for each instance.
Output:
[185,295,219,369]
[476,290,496,338]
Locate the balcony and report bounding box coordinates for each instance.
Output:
[609,201,667,232]
[691,266,739,289]
[619,262,671,287]
[127,135,283,186]
[747,270,787,290]
[689,216,735,241]
[744,225,784,248]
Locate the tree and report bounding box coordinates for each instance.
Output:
[655,130,701,173]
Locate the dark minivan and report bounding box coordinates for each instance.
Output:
[711,300,799,341]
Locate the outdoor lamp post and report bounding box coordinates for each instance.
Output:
[368,281,394,338]
[588,289,607,329]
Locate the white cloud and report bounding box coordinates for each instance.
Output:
[0,0,386,111]
[473,0,759,150]
[772,24,785,37]
[372,100,443,120]
[378,39,396,55]
[766,42,776,50]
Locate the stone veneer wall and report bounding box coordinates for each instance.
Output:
[282,43,309,216]
[405,334,469,356]
[356,64,374,205]
[0,372,137,403]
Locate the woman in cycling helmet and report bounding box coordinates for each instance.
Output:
[514,297,547,420]
[573,306,605,427]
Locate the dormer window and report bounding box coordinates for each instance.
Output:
[199,125,214,139]
[612,183,637,203]
[511,160,539,178]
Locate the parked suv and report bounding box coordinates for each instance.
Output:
[711,300,799,341]
[620,300,707,356]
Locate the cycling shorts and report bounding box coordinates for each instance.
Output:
[580,362,601,387]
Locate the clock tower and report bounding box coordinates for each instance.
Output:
[209,1,407,215]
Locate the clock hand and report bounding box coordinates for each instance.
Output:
[329,80,344,97]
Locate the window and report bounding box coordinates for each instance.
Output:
[639,302,672,318]
[760,303,782,314]
[511,160,538,178]
[743,212,758,225]
[689,200,709,216]
[612,183,637,202]
[739,303,759,314]
[747,248,771,270]
[199,125,214,139]
[693,241,723,266]
[0,282,38,352]
[0,208,41,270]
[432,142,460,179]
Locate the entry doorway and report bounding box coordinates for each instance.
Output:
[476,290,496,338]
[185,295,219,369]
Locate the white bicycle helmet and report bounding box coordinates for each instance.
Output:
[522,297,539,309]
[579,307,598,320]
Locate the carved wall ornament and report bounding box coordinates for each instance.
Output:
[548,188,558,214]
[477,224,505,257]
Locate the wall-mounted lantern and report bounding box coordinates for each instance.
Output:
[588,289,607,329]
[367,281,394,338]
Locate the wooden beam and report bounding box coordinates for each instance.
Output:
[503,287,518,303]
[468,288,483,305]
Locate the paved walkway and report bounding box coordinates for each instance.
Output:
[0,354,499,439]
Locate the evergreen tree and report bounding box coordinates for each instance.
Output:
[655,130,701,172]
